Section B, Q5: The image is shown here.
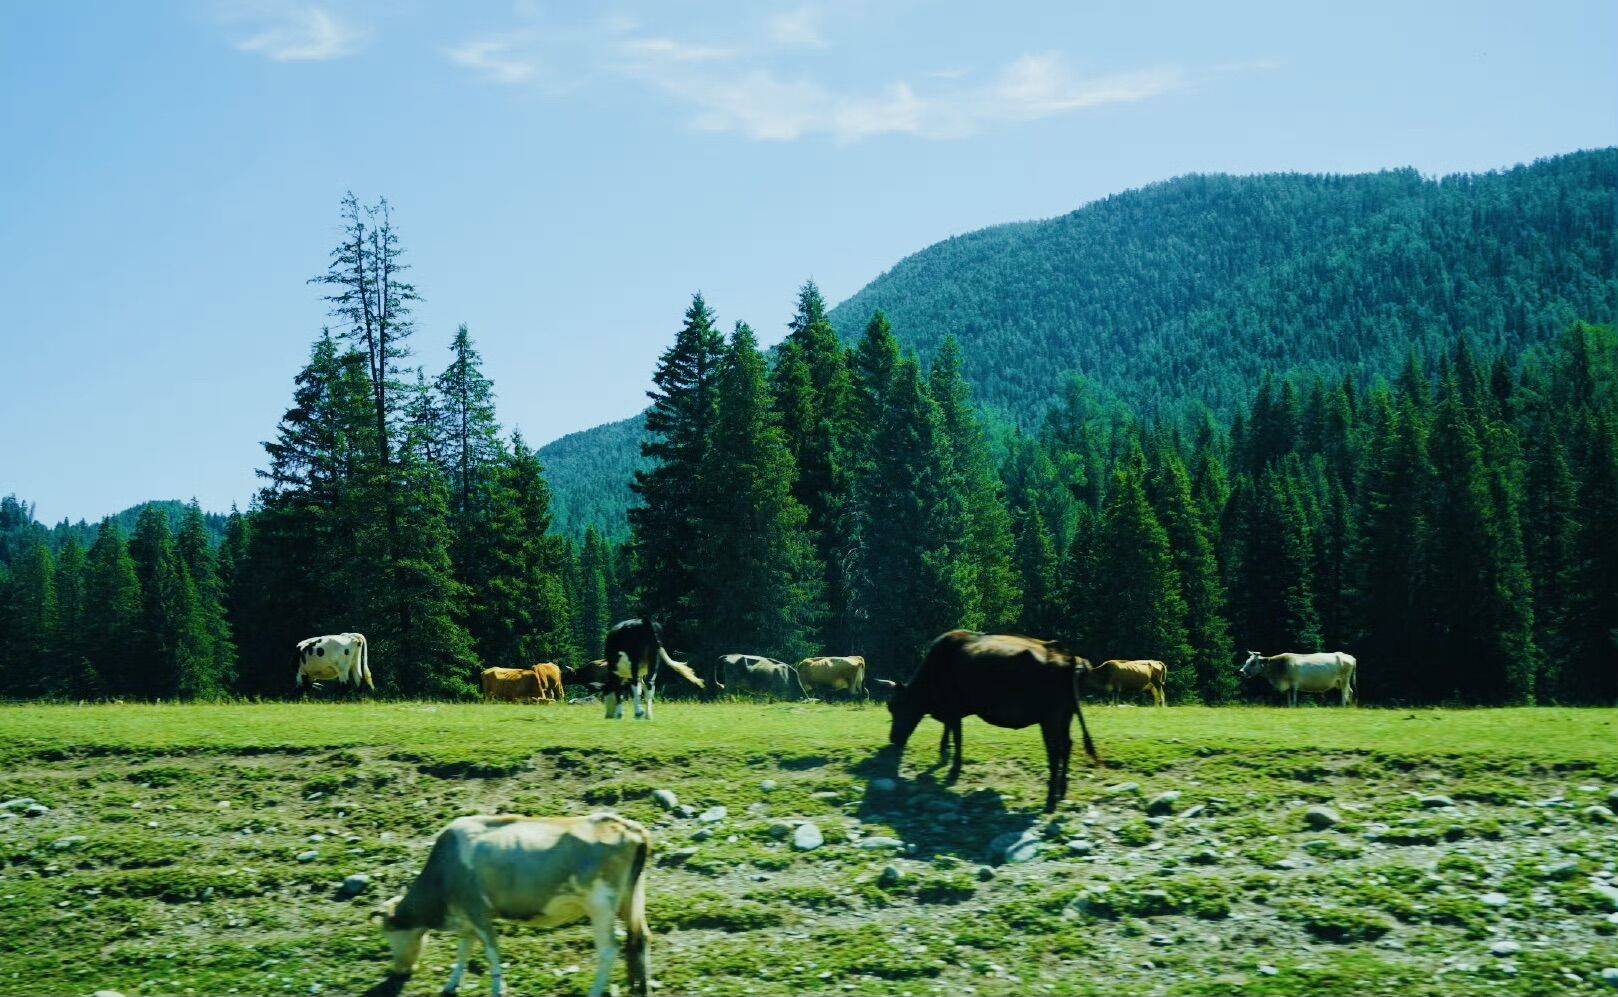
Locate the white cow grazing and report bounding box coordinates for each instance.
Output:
[294,633,373,690]
[1240,650,1356,706]
[379,813,652,997]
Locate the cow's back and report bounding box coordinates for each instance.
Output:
[916,633,1076,725]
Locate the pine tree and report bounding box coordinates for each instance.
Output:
[128,505,217,698]
[178,501,236,693]
[51,534,88,694]
[1564,410,1618,702]
[82,519,138,696]
[694,323,823,662]
[1147,448,1235,701]
[571,526,613,660]
[1,541,56,696]
[1093,455,1193,677]
[851,357,970,678]
[630,294,726,647]
[1524,435,1579,699]
[1236,462,1323,655]
[929,338,1020,631]
[1015,503,1062,638]
[436,324,501,521]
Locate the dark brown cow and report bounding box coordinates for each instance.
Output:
[886,631,1100,812]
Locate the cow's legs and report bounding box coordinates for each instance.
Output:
[1040,722,1063,812]
[631,681,646,719]
[624,916,650,996]
[945,718,964,784]
[642,682,656,720]
[462,921,503,997]
[604,692,622,719]
[585,892,620,997]
[938,723,951,762]
[442,934,473,995]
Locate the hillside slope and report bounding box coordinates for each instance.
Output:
[542,149,1618,536]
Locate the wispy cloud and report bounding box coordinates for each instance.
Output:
[447,31,543,85]
[621,37,736,63]
[767,6,827,49]
[230,3,359,62]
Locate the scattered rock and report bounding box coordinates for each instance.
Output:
[1600,967,1618,988]
[691,827,714,842]
[878,864,904,887]
[307,833,325,843]
[976,865,996,882]
[91,991,125,997]
[1490,941,1522,956]
[677,805,697,819]
[216,801,231,810]
[1608,789,1618,810]
[1146,791,1181,816]
[0,798,35,811]
[51,835,86,851]
[1590,882,1618,910]
[1066,839,1095,855]
[792,823,824,851]
[767,820,798,840]
[1107,782,1141,796]
[1582,806,1615,825]
[868,777,898,793]
[987,829,1042,865]
[697,806,727,824]
[660,848,698,867]
[1539,860,1581,880]
[296,850,320,863]
[1479,892,1511,908]
[1258,966,1278,977]
[23,803,50,817]
[338,873,370,898]
[1188,848,1221,865]
[651,789,679,811]
[857,836,904,850]
[1180,804,1206,820]
[1419,795,1456,809]
[1304,806,1341,830]
[759,779,778,793]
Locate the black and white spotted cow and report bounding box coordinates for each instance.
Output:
[600,619,705,720]
[294,633,373,690]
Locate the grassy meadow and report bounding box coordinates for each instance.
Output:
[1,702,1616,996]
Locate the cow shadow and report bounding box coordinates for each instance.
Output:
[359,973,408,997]
[846,741,1040,865]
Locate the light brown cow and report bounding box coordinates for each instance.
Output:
[796,656,867,699]
[1088,659,1168,706]
[481,667,542,702]
[379,813,652,997]
[533,662,565,702]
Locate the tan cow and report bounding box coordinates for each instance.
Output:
[379,813,652,997]
[533,663,565,702]
[1088,659,1168,706]
[796,656,867,699]
[481,667,542,702]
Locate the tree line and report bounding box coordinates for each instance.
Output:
[1,198,1613,703]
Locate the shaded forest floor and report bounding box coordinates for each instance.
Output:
[1,703,1616,995]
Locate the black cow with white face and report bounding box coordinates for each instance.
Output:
[600,619,706,720]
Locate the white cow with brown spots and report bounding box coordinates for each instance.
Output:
[378,813,652,997]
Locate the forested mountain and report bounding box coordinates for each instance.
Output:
[0,497,228,557]
[543,149,1617,537]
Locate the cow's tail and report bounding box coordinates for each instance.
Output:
[359,634,374,690]
[658,645,705,689]
[1071,667,1102,765]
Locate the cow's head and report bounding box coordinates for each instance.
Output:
[885,681,923,749]
[1239,651,1265,678]
[376,895,427,975]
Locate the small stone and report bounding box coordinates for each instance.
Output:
[1304,806,1340,830]
[1608,789,1618,810]
[1490,941,1521,956]
[987,829,1042,864]
[23,803,50,817]
[307,833,325,843]
[0,798,35,811]
[91,991,126,997]
[1479,892,1511,908]
[216,801,231,809]
[296,850,319,863]
[1539,860,1581,880]
[1107,782,1141,796]
[868,777,898,793]
[691,827,714,842]
[857,836,904,850]
[1420,795,1456,809]
[759,780,778,793]
[792,823,823,851]
[338,873,370,897]
[1066,838,1095,855]
[1149,933,1172,947]
[51,835,87,851]
[651,789,679,810]
[661,848,697,867]
[1600,967,1618,988]
[698,806,727,824]
[1590,882,1618,909]
[1258,965,1278,977]
[1180,804,1206,820]
[976,865,996,882]
[878,864,904,887]
[767,820,797,840]
[1146,791,1181,816]
[1583,806,1615,824]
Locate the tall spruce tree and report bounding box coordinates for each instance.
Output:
[694,323,823,662]
[1565,410,1618,702]
[1,541,56,696]
[1092,454,1193,679]
[51,534,88,694]
[178,501,236,692]
[571,526,613,660]
[630,294,727,648]
[1147,447,1235,701]
[82,519,138,696]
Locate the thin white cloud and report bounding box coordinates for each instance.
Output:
[231,3,359,62]
[447,32,542,85]
[627,49,1188,143]
[621,37,736,63]
[767,6,827,49]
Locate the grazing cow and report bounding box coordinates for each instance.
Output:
[481,667,541,701]
[565,660,610,688]
[717,654,803,699]
[887,631,1100,813]
[1088,659,1168,706]
[1240,650,1357,706]
[294,633,372,690]
[533,663,565,702]
[601,619,705,720]
[796,656,868,699]
[378,813,652,997]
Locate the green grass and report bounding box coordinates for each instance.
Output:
[0,702,1615,996]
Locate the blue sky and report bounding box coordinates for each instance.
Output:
[2,1,1614,523]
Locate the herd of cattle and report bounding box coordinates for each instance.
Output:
[290,622,1365,996]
